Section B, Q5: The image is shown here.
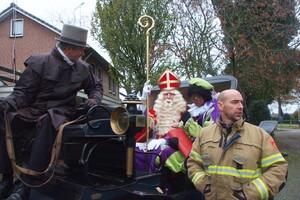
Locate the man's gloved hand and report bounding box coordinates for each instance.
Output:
[141,80,152,101]
[84,99,98,112]
[148,138,166,150]
[0,99,12,113]
[181,111,191,126]
[168,137,179,150]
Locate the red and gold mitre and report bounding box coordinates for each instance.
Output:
[157,69,181,91]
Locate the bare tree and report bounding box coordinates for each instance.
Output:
[170,0,225,79]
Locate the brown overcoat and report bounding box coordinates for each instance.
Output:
[5,47,103,130]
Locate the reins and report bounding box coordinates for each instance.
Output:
[4,112,86,187]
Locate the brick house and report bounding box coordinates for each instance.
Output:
[0,3,121,106]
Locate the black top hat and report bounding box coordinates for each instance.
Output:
[55,24,88,47]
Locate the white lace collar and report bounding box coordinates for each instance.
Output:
[188,101,214,117]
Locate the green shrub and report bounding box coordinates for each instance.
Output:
[283,113,291,121]
[248,100,271,125]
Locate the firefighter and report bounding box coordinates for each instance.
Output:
[0,24,103,200]
[187,89,288,199]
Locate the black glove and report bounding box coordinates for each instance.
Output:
[0,99,12,113]
[181,111,191,125]
[168,137,179,150]
[84,99,98,112]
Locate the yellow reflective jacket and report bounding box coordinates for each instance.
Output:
[187,118,287,200]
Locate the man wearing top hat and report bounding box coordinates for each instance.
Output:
[0,24,103,200]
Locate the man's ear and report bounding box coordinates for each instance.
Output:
[217,101,223,111]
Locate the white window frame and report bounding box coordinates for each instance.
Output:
[10,18,24,37]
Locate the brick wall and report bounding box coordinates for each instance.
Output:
[0,13,58,75]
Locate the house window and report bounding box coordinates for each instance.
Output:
[91,64,102,80]
[109,76,116,95]
[10,19,24,37]
[96,68,102,80]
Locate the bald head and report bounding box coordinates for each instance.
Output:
[217,89,244,125]
[218,89,243,103]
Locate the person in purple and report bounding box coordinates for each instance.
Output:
[181,78,220,135]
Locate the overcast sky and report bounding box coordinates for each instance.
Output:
[1,0,96,29]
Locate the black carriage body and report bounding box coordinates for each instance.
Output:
[62,120,129,179]
[33,105,179,200]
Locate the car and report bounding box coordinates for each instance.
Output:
[258,120,278,138]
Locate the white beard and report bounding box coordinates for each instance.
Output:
[153,90,187,136]
[155,100,181,136]
[163,99,174,108]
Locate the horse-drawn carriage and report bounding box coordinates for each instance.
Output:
[20,75,246,200]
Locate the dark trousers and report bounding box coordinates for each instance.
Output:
[0,114,57,180]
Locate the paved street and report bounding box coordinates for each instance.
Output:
[274,129,300,200]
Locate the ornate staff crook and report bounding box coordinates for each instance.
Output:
[138,15,155,149]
